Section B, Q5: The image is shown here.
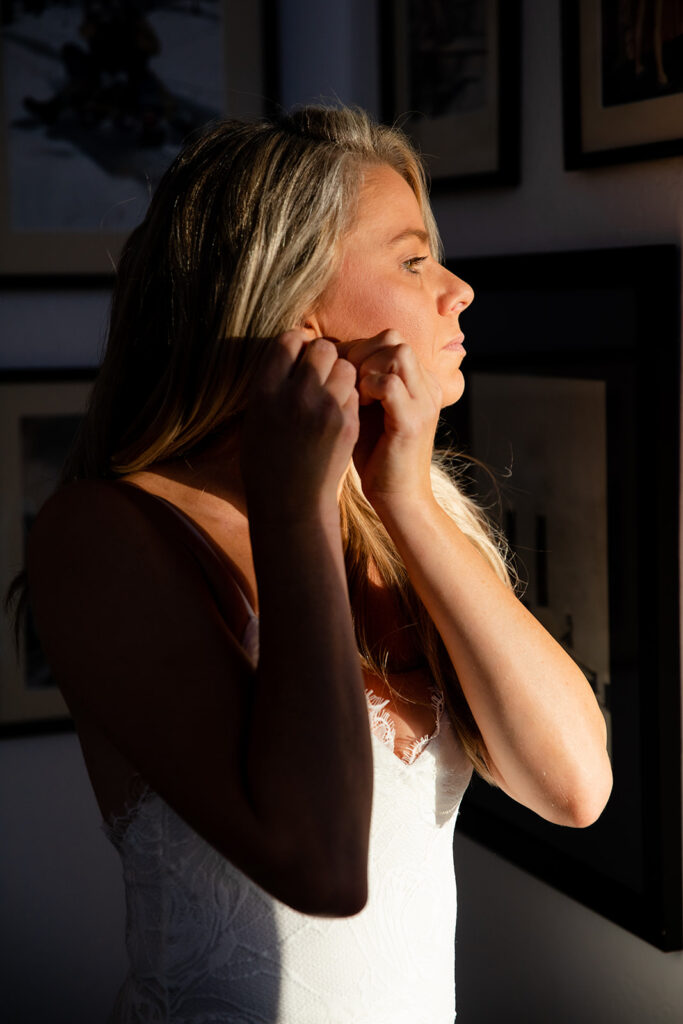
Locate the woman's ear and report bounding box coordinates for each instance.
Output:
[301,313,324,337]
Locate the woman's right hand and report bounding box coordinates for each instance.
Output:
[241,329,359,522]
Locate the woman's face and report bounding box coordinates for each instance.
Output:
[309,163,474,407]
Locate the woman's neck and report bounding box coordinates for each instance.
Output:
[126,434,247,521]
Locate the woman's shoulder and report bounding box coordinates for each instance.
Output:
[31,477,220,567]
[27,478,192,616]
[30,478,150,561]
[33,476,155,535]
[30,480,177,592]
[28,477,254,646]
[33,476,187,536]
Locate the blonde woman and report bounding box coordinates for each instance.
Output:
[25,107,612,1023]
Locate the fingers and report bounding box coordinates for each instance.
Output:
[243,331,360,515]
[325,354,359,409]
[259,331,352,392]
[357,371,412,423]
[358,345,418,395]
[262,329,414,397]
[339,330,423,400]
[253,331,359,449]
[296,336,342,387]
[356,347,442,433]
[336,329,408,369]
[258,329,429,423]
[256,329,312,394]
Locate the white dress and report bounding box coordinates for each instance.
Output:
[106,591,473,1024]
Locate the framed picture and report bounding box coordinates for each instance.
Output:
[380,0,520,189]
[562,0,683,169]
[0,0,279,275]
[0,368,96,735]
[442,245,681,950]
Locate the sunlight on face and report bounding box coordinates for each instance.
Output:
[312,164,474,407]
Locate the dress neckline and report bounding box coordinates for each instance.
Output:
[365,685,444,767]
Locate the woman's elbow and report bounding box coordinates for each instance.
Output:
[276,858,369,917]
[253,828,370,917]
[558,754,613,829]
[295,878,368,918]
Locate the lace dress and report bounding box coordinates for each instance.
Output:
[106,597,473,1024]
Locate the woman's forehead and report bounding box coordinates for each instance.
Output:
[352,165,425,236]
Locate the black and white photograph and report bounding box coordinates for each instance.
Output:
[0,0,276,272]
[381,0,520,187]
[407,0,490,121]
[0,371,93,732]
[601,0,683,106]
[563,0,683,167]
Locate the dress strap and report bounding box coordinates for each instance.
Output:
[115,480,257,631]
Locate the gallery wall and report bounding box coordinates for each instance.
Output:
[1,1,683,1021]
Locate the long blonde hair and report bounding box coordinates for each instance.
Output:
[62,106,510,780]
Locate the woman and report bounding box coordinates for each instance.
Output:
[25,107,612,1023]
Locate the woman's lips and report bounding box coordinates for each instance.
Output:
[443,335,466,354]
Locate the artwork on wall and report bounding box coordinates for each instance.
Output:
[0,366,96,735]
[380,0,520,188]
[0,0,279,274]
[469,372,613,753]
[563,0,683,168]
[443,245,681,950]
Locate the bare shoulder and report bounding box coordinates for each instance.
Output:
[28,478,241,608]
[30,477,190,566]
[26,478,252,711]
[28,480,153,606]
[29,479,189,669]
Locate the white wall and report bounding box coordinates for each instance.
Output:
[1,1,682,1021]
[453,835,683,1024]
[0,734,126,1024]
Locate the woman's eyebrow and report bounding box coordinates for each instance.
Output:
[386,228,430,246]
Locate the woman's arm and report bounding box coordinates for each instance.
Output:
[27,332,372,916]
[373,497,612,826]
[344,331,613,827]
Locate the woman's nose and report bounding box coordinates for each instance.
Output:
[438,271,474,316]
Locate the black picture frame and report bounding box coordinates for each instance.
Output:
[0,0,280,275]
[562,0,683,170]
[442,245,682,951]
[380,0,521,189]
[0,356,99,736]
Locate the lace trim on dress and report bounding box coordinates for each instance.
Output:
[102,777,153,849]
[365,686,444,765]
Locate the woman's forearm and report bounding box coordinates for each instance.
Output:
[374,494,613,827]
[246,504,373,897]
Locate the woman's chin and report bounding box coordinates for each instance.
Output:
[440,370,465,409]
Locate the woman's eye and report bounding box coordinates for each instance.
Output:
[403,256,428,275]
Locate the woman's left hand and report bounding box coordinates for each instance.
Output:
[339,329,442,507]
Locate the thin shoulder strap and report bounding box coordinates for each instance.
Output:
[115,481,257,626]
